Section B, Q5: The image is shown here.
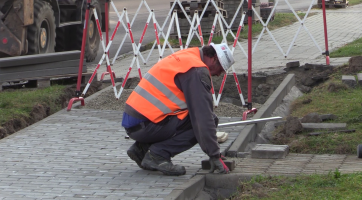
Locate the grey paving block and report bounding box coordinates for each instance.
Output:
[357,73,362,86]
[251,144,289,159]
[302,123,347,131]
[286,61,300,68]
[342,75,356,88]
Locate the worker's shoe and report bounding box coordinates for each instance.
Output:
[127,142,154,170]
[141,151,186,176]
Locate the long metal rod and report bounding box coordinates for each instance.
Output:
[218,116,282,128]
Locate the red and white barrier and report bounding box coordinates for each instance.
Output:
[69,0,330,116]
[116,11,157,99]
[81,3,124,98]
[215,12,247,107]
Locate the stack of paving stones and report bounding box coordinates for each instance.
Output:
[223,0,244,31]
[260,1,275,22]
[171,0,227,39]
[241,0,261,24]
[317,0,349,8]
[223,0,266,30]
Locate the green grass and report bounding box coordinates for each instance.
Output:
[233,171,362,199]
[0,85,66,125]
[330,37,362,57]
[348,0,362,6]
[160,13,308,46]
[274,74,362,154]
[325,0,362,58]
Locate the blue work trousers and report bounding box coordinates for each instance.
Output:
[126,115,197,160]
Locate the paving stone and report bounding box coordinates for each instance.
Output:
[286,61,300,68]
[342,75,357,88]
[302,123,347,131]
[358,73,362,86]
[251,144,289,159]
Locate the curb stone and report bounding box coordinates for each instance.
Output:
[226,74,295,157]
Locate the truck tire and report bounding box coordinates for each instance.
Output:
[1,0,13,14]
[55,0,76,52]
[27,0,56,55]
[72,0,101,62]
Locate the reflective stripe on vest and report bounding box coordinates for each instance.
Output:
[134,73,187,114]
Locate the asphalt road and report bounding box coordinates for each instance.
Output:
[91,0,317,64]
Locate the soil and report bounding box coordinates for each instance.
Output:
[1,56,362,141]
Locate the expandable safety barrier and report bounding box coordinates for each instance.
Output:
[68,0,330,116]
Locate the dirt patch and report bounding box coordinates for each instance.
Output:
[344,55,362,74]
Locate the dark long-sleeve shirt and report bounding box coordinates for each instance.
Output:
[173,67,219,157]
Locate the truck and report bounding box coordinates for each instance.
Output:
[0,0,107,62]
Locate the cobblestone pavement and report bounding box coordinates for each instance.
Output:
[0,109,243,199]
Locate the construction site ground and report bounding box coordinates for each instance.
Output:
[1,4,362,199]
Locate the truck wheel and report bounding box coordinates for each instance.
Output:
[55,0,75,52]
[73,0,101,62]
[1,0,13,14]
[27,0,56,54]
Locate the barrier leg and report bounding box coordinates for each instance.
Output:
[322,0,330,65]
[67,0,91,111]
[242,108,257,120]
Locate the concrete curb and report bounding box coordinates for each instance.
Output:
[165,74,296,199]
[164,175,205,200]
[227,74,295,157]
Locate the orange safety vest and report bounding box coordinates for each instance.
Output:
[126,48,210,123]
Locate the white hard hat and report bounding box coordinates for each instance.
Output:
[210,43,235,72]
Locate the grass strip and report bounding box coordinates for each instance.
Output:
[330,37,362,57]
[274,72,362,154]
[0,85,66,125]
[348,0,362,6]
[233,171,362,199]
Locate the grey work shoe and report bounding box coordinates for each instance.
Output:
[127,142,155,170]
[141,151,186,176]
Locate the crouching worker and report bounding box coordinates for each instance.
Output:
[122,43,235,176]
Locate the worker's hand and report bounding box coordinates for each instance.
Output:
[209,156,229,174]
